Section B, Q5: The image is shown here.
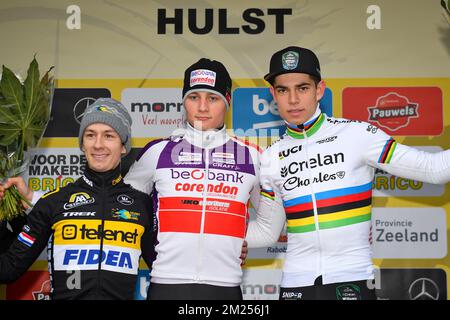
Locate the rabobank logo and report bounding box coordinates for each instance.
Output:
[232,88,333,137]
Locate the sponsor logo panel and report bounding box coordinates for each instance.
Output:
[375,268,447,300]
[24,148,86,193]
[342,87,443,136]
[53,244,140,275]
[232,87,332,137]
[5,271,51,300]
[241,269,282,300]
[53,219,144,249]
[372,207,447,259]
[121,88,185,138]
[43,88,111,137]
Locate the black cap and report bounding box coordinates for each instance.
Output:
[182,58,232,109]
[264,46,321,84]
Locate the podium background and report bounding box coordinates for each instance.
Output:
[0,0,449,300]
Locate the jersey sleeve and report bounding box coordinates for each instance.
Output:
[0,196,53,283]
[124,139,167,194]
[246,145,286,248]
[137,192,156,269]
[364,124,450,184]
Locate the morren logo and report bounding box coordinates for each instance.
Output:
[63,192,95,210]
[279,145,302,159]
[130,101,182,113]
[368,92,419,131]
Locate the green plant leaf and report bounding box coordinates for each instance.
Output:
[23,57,40,126]
[0,66,24,120]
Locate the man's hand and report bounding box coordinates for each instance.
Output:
[240,240,248,266]
[0,177,33,209]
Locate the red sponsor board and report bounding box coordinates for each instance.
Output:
[6,271,51,300]
[342,87,443,135]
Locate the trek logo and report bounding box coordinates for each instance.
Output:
[279,145,302,159]
[368,92,419,131]
[63,249,133,269]
[63,192,95,210]
[117,194,134,205]
[62,212,96,217]
[171,169,244,183]
[62,224,139,244]
[232,88,333,137]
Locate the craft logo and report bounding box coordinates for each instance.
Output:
[342,87,443,136]
[368,92,418,131]
[63,192,95,210]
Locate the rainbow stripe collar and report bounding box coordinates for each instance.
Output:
[285,113,325,139]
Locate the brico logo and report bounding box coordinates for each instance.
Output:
[368,92,419,131]
[63,192,95,210]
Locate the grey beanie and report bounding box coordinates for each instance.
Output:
[78,98,132,156]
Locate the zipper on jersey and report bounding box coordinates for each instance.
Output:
[196,147,209,281]
[97,177,107,297]
[301,125,324,281]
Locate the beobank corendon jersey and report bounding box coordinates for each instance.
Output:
[125,124,261,286]
[254,106,450,288]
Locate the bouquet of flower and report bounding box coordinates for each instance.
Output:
[0,57,54,221]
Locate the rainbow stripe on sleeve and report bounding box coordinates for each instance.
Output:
[260,188,275,201]
[378,138,397,164]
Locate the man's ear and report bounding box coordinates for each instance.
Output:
[316,80,326,101]
[269,86,277,103]
[121,145,126,155]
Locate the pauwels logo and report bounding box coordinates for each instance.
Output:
[63,192,95,210]
[368,92,418,131]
